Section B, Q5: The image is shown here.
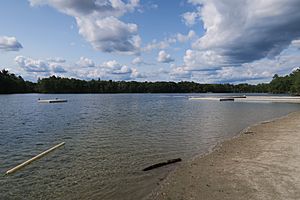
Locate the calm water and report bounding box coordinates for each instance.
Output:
[1,93,300,200]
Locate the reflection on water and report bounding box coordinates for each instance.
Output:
[0,93,299,200]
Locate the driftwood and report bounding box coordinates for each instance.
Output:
[143,158,182,171]
[219,98,234,101]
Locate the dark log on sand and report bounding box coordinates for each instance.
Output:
[219,98,234,101]
[143,158,182,171]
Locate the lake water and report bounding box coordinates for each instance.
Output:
[1,93,300,200]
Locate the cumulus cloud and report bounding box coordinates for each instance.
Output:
[170,64,271,83]
[142,31,197,52]
[291,39,300,49]
[131,56,153,66]
[15,55,144,80]
[15,56,50,73]
[183,49,225,71]
[47,57,66,63]
[157,50,174,63]
[29,0,141,54]
[0,36,23,51]
[187,0,300,65]
[76,57,95,68]
[143,38,176,52]
[132,57,143,65]
[176,30,197,43]
[182,11,199,26]
[210,67,271,83]
[15,56,67,73]
[74,59,144,80]
[171,42,300,83]
[170,66,192,79]
[102,60,132,74]
[51,65,67,73]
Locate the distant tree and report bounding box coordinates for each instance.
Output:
[0,69,35,93]
[3,68,300,94]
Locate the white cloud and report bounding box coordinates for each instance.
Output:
[15,56,50,73]
[74,59,145,80]
[29,0,141,54]
[182,11,199,26]
[15,56,67,74]
[170,0,300,83]
[291,39,300,49]
[47,57,66,63]
[183,49,225,71]
[170,66,192,79]
[187,0,300,65]
[176,30,197,43]
[157,50,175,63]
[0,36,23,51]
[14,54,144,81]
[131,56,153,66]
[50,64,67,73]
[171,43,300,83]
[76,16,140,53]
[143,38,175,52]
[102,60,132,74]
[131,68,145,78]
[209,67,271,83]
[76,57,95,68]
[132,57,143,65]
[142,31,197,52]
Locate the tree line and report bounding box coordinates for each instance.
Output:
[269,69,300,94]
[0,69,35,94]
[1,68,300,94]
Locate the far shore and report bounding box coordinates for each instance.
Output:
[148,111,300,200]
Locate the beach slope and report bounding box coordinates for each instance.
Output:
[150,111,300,200]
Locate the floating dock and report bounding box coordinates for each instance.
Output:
[189,96,300,103]
[38,99,67,103]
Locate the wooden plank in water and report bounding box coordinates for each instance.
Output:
[5,142,65,175]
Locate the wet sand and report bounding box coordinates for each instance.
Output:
[149,111,300,200]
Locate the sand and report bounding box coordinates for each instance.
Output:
[148,111,300,200]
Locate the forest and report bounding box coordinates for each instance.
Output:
[0,68,299,94]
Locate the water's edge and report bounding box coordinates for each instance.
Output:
[144,110,299,199]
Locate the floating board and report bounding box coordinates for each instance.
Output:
[6,142,65,175]
[38,99,67,103]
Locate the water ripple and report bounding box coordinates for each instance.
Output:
[1,93,300,200]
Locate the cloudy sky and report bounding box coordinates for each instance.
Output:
[1,0,300,83]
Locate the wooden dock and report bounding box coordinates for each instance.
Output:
[38,99,67,103]
[189,96,300,103]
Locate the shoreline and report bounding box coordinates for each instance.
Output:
[147,111,300,200]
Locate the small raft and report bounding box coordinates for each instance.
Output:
[38,98,67,103]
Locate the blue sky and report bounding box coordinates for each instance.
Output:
[1,0,300,83]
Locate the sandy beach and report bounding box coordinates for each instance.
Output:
[149,111,300,200]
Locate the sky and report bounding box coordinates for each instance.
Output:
[1,0,300,84]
